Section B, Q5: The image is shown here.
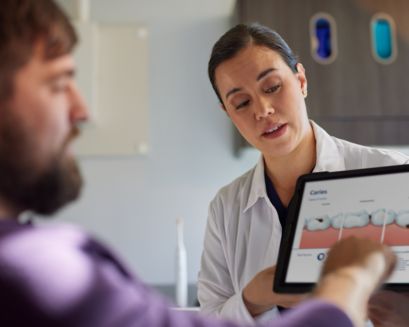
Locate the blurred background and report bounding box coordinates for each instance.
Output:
[48,0,409,305]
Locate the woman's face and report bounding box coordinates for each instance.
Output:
[215,45,311,159]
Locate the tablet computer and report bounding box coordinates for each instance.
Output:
[274,164,409,293]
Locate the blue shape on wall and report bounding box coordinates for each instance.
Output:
[315,18,332,59]
[372,19,392,59]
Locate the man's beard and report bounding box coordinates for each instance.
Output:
[0,109,83,216]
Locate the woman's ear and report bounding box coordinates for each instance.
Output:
[220,103,230,116]
[296,63,308,98]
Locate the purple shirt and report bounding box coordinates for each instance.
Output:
[0,221,352,327]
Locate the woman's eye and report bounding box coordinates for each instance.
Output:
[265,84,281,93]
[235,100,250,110]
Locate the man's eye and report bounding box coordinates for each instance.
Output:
[52,84,67,92]
[50,79,69,93]
[265,84,281,94]
[235,100,250,110]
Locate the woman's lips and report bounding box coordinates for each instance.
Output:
[261,123,287,139]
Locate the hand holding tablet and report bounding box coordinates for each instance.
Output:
[242,266,307,317]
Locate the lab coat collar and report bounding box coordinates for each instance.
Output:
[310,120,346,172]
[243,121,345,212]
[244,156,267,213]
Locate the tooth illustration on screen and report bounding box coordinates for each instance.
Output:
[371,209,396,226]
[304,215,331,231]
[343,210,369,228]
[331,213,344,229]
[396,211,409,228]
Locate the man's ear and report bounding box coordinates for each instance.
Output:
[296,63,308,98]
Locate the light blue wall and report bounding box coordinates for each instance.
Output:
[52,0,409,288]
[53,0,259,285]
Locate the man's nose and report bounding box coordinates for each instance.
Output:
[69,83,89,123]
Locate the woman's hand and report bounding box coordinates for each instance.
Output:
[242,265,307,317]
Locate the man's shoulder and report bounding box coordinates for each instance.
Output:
[0,222,141,324]
[0,223,95,283]
[0,223,89,254]
[0,222,157,326]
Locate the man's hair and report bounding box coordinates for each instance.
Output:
[208,23,299,105]
[0,0,77,101]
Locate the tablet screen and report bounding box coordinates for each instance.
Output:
[285,170,409,285]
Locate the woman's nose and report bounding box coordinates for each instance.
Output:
[254,97,275,120]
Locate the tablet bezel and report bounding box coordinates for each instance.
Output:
[274,164,409,294]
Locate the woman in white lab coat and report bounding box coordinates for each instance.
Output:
[197,23,409,325]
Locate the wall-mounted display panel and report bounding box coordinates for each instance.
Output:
[73,23,149,156]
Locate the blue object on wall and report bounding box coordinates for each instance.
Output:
[372,18,393,60]
[315,18,332,59]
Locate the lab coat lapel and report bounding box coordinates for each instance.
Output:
[311,121,346,172]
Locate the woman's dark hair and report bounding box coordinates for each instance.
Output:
[208,23,298,104]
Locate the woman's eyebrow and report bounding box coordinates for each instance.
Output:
[256,68,277,81]
[225,87,241,100]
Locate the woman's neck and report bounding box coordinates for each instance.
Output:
[264,126,316,206]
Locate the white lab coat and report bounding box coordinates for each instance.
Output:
[198,121,409,324]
